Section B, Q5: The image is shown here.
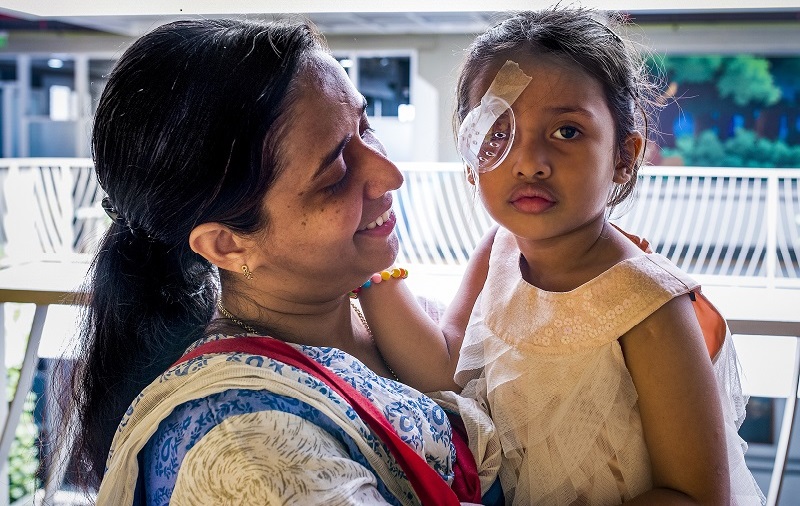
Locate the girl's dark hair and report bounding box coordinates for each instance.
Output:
[63,18,325,487]
[455,7,661,208]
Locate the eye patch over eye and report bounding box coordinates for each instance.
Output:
[457,60,532,176]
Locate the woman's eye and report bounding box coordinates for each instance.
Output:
[324,170,349,195]
[553,126,579,140]
[361,126,376,139]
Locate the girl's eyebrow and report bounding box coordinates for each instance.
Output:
[543,106,597,118]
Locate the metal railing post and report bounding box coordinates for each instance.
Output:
[766,174,779,289]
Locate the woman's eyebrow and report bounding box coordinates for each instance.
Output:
[314,134,352,179]
[313,97,368,179]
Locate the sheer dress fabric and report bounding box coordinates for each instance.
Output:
[455,227,765,505]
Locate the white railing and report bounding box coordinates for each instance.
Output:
[0,158,798,288]
[395,162,800,289]
[0,158,99,262]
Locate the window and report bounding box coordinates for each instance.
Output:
[334,52,413,118]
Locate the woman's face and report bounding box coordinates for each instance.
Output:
[252,52,403,301]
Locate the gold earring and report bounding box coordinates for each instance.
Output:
[241,264,254,280]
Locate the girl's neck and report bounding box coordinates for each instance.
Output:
[516,218,639,292]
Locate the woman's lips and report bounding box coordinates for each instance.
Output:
[358,209,396,236]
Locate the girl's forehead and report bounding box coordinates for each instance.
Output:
[469,53,597,106]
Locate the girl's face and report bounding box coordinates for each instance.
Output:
[250,52,404,302]
[467,54,635,244]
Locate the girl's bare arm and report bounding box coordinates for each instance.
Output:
[620,294,729,505]
[358,227,497,392]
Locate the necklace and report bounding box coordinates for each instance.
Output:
[217,301,257,334]
[217,300,400,383]
[351,302,400,383]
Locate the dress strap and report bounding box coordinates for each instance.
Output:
[613,225,727,360]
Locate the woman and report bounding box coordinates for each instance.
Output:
[64,18,499,505]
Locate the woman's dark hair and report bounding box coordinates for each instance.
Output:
[454,7,661,208]
[62,18,325,487]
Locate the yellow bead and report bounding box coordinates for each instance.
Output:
[381,270,391,281]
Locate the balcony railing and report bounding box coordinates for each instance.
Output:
[395,162,800,289]
[0,157,797,288]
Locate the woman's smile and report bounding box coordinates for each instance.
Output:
[358,209,397,236]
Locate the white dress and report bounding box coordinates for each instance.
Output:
[455,227,765,505]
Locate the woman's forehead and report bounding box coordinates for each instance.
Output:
[272,54,363,187]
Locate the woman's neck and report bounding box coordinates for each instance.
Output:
[220,291,358,349]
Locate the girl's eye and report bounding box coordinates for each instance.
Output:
[553,126,579,140]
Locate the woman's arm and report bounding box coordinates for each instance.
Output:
[619,294,730,505]
[359,227,497,392]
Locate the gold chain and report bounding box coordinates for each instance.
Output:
[216,301,257,334]
[216,300,400,383]
[350,302,400,382]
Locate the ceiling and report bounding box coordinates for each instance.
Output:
[0,1,798,37]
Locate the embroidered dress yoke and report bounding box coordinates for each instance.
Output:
[455,227,764,505]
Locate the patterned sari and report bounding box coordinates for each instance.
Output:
[97,333,500,505]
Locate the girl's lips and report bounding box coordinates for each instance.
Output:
[511,196,556,213]
[509,186,557,214]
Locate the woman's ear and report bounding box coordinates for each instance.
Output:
[614,131,644,184]
[189,222,250,273]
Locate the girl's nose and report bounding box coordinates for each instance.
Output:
[513,141,552,180]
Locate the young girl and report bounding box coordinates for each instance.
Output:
[356,8,765,505]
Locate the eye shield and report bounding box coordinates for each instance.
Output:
[457,60,532,176]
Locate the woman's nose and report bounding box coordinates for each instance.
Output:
[361,144,404,199]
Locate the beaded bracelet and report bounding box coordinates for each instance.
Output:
[349,267,408,299]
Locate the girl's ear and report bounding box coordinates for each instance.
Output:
[189,222,253,273]
[465,165,477,186]
[614,131,644,184]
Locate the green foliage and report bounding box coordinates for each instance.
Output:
[663,128,800,167]
[771,58,800,101]
[717,56,782,107]
[6,367,39,503]
[664,56,722,84]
